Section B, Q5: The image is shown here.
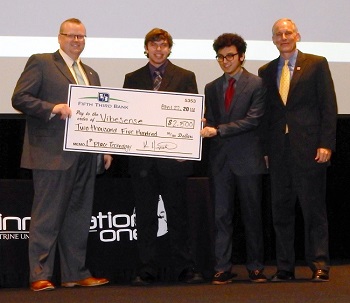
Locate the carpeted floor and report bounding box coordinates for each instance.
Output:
[1,263,350,303]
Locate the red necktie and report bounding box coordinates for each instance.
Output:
[225,78,235,112]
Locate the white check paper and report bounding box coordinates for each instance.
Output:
[63,85,204,160]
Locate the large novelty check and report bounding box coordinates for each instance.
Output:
[63,85,205,160]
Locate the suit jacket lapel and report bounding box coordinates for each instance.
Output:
[229,68,249,112]
[53,51,76,84]
[160,61,175,90]
[223,68,251,113]
[214,75,226,115]
[270,59,279,90]
[289,51,306,98]
[81,62,100,86]
[139,64,154,90]
[81,62,92,84]
[272,51,307,106]
[268,58,285,108]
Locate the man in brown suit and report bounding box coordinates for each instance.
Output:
[258,18,337,282]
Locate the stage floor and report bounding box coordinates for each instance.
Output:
[2,262,350,303]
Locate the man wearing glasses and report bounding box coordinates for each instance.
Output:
[123,28,204,286]
[201,33,267,284]
[12,18,111,291]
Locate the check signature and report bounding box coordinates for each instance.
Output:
[156,142,177,150]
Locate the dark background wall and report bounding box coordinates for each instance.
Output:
[1,115,350,261]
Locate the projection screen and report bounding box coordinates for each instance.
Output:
[1,0,349,114]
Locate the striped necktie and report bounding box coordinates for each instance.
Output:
[153,70,162,91]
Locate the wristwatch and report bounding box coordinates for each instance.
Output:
[216,126,221,136]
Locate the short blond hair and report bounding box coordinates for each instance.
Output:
[272,18,299,35]
[59,18,83,34]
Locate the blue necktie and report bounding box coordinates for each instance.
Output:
[72,61,86,85]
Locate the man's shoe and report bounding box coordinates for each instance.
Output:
[311,269,329,282]
[31,280,55,291]
[179,267,205,284]
[249,269,267,283]
[131,275,154,286]
[212,271,235,285]
[61,277,109,287]
[271,270,295,282]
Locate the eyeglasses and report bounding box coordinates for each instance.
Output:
[216,53,239,62]
[60,33,86,41]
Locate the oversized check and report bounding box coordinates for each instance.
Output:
[63,85,205,160]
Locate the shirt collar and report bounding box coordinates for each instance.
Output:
[149,60,169,76]
[279,49,298,67]
[59,49,81,67]
[225,67,243,82]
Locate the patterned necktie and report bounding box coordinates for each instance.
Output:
[279,60,290,104]
[225,77,236,112]
[72,61,86,85]
[153,70,162,91]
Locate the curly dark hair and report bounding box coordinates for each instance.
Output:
[213,33,247,56]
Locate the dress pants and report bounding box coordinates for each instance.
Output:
[131,161,194,278]
[212,162,264,272]
[270,134,330,272]
[29,153,96,282]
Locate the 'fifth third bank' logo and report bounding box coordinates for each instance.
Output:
[98,92,109,102]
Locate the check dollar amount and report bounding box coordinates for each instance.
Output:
[64,85,205,160]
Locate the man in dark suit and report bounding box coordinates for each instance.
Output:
[12,18,111,291]
[258,18,337,282]
[123,28,203,286]
[200,33,267,284]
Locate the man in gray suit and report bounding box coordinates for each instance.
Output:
[258,18,337,282]
[201,33,267,284]
[12,18,111,291]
